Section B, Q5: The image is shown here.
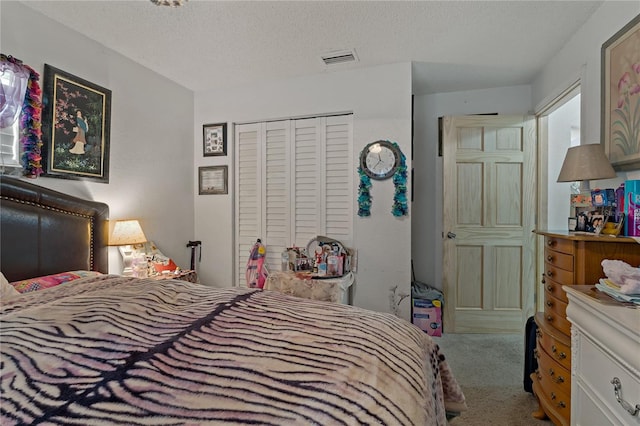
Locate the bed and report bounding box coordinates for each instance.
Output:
[0,176,466,425]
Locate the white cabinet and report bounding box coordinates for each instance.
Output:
[565,286,640,426]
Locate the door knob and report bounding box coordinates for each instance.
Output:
[447,232,456,239]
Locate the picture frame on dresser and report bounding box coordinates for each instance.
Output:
[41,64,111,184]
[202,123,227,157]
[601,14,640,171]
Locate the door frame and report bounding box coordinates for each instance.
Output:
[535,80,581,311]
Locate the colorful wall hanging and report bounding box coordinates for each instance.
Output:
[0,54,43,178]
[357,140,408,217]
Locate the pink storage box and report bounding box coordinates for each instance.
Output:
[412,298,443,337]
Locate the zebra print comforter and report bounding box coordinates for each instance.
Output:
[1,274,466,425]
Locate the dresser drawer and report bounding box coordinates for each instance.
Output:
[543,276,569,304]
[536,345,571,396]
[572,385,617,426]
[544,292,567,321]
[536,315,571,370]
[544,247,574,272]
[545,236,575,256]
[532,368,571,425]
[574,333,640,425]
[543,304,571,336]
[544,264,574,286]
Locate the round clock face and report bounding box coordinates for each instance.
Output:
[360,140,401,180]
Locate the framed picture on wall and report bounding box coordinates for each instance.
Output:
[41,64,112,183]
[601,14,640,171]
[199,165,228,195]
[203,123,227,157]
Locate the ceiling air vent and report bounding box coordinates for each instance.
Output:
[321,49,358,66]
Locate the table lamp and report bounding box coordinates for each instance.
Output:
[109,219,147,275]
[557,143,616,191]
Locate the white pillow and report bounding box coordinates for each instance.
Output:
[1,272,19,302]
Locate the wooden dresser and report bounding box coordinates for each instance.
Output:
[565,286,640,426]
[532,231,640,426]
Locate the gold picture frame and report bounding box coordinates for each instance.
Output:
[601,14,640,171]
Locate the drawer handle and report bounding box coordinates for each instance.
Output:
[551,345,566,360]
[546,270,554,277]
[546,284,553,291]
[547,240,556,247]
[546,300,553,307]
[546,315,553,322]
[548,368,564,383]
[611,377,640,417]
[550,392,566,408]
[536,329,542,339]
[547,255,553,262]
[533,348,539,359]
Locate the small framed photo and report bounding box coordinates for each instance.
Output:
[590,214,605,234]
[199,165,228,195]
[203,123,227,157]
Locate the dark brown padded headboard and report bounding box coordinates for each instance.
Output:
[1,176,109,282]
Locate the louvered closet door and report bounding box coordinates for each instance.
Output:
[291,118,321,248]
[264,121,290,270]
[235,115,353,287]
[235,123,261,287]
[323,116,352,244]
[291,116,353,247]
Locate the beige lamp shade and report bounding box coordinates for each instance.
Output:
[109,220,147,246]
[557,144,616,183]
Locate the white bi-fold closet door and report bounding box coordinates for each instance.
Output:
[234,114,353,286]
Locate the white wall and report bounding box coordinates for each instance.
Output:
[412,85,533,290]
[194,63,413,317]
[532,1,640,188]
[412,2,640,291]
[1,2,195,271]
[6,0,636,319]
[547,94,581,230]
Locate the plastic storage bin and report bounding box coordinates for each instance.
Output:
[411,281,444,337]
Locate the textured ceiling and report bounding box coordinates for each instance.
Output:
[19,0,604,95]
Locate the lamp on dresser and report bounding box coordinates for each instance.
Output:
[109,219,147,275]
[557,143,616,191]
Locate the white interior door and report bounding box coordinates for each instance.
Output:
[442,115,536,333]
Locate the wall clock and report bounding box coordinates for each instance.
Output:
[359,140,401,180]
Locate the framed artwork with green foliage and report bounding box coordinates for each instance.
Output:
[42,64,111,183]
[602,14,640,171]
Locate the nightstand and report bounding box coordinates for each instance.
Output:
[151,269,198,283]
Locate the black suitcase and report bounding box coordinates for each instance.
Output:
[523,315,538,393]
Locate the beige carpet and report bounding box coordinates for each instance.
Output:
[435,333,554,426]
